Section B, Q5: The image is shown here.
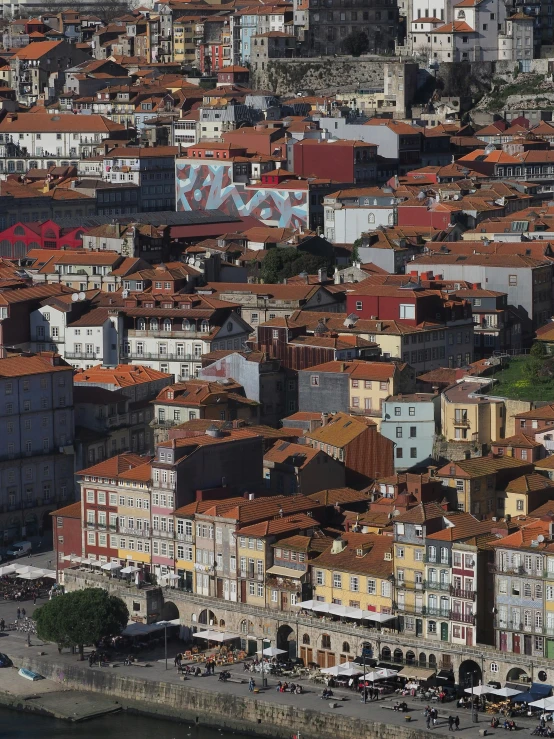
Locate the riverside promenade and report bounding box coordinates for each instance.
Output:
[0,618,537,739]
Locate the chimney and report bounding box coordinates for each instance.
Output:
[321,412,329,426]
[318,267,326,283]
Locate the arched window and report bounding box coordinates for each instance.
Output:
[201,320,210,333]
[406,650,415,664]
[182,319,191,331]
[342,641,350,653]
[419,652,427,666]
[28,241,40,250]
[150,319,158,331]
[0,240,11,257]
[14,241,26,258]
[219,619,225,627]
[302,634,310,645]
[428,654,437,666]
[240,619,248,634]
[321,634,331,649]
[137,318,146,330]
[457,9,465,17]
[368,213,375,224]
[393,648,403,664]
[381,646,391,661]
[29,161,37,169]
[163,319,172,332]
[44,229,56,239]
[14,225,25,236]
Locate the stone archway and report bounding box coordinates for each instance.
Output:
[507,667,528,683]
[198,609,216,626]
[277,624,296,659]
[459,659,482,688]
[161,601,179,621]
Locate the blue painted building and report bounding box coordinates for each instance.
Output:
[381,393,439,470]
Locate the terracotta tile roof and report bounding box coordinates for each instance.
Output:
[427,512,502,541]
[299,360,400,380]
[237,513,318,536]
[50,502,81,519]
[118,460,153,482]
[437,456,531,478]
[489,518,552,550]
[67,307,112,327]
[174,497,245,518]
[307,488,371,505]
[74,364,172,387]
[311,532,394,578]
[202,282,326,301]
[505,473,554,494]
[271,531,334,553]
[305,412,375,448]
[515,404,554,420]
[13,40,62,59]
[394,501,446,523]
[264,441,320,467]
[77,452,147,477]
[412,253,548,268]
[0,353,72,377]
[493,433,543,448]
[0,113,124,133]
[156,428,261,450]
[534,457,554,470]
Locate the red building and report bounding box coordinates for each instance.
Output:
[397,202,457,230]
[0,220,85,259]
[52,502,82,574]
[345,283,471,326]
[290,139,378,183]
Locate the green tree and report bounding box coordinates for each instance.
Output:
[260,248,331,284]
[351,239,361,265]
[34,588,128,659]
[342,31,369,57]
[530,341,546,358]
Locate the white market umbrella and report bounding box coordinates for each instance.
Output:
[363,668,398,682]
[91,560,103,567]
[295,600,316,610]
[312,603,333,614]
[0,565,16,576]
[529,697,554,710]
[120,566,139,575]
[16,572,41,580]
[464,685,494,697]
[257,647,288,657]
[494,687,521,698]
[101,562,121,572]
[39,570,57,579]
[336,663,364,677]
[321,664,349,676]
[193,630,239,643]
[14,566,33,575]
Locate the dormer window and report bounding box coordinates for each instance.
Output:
[356,548,363,557]
[457,9,465,17]
[167,391,174,400]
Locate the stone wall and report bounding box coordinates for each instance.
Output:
[4,650,440,739]
[63,569,554,688]
[251,57,393,97]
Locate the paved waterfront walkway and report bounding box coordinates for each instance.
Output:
[0,621,539,739]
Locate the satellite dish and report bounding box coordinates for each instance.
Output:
[78,292,86,301]
[484,143,496,155]
[538,534,545,542]
[71,293,79,302]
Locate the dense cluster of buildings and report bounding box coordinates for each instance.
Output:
[4,0,554,697]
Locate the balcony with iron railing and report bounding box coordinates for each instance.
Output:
[151,528,174,539]
[426,607,451,619]
[494,619,523,631]
[66,351,101,360]
[175,532,194,543]
[118,526,149,537]
[128,329,210,340]
[450,586,476,600]
[451,611,475,625]
[425,580,451,592]
[120,350,201,362]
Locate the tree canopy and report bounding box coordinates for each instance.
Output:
[260,248,331,284]
[342,31,370,57]
[34,588,128,658]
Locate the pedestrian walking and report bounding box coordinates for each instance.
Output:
[249,677,255,692]
[454,715,460,731]
[16,608,20,620]
[21,608,25,618]
[448,716,454,731]
[426,715,432,730]
[33,593,37,605]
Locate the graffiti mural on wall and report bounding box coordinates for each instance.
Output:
[176,161,308,228]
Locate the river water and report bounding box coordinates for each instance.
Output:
[0,705,255,739]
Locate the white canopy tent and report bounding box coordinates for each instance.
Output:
[193,630,240,643]
[0,565,17,576]
[529,697,554,710]
[62,555,82,564]
[257,647,288,657]
[101,562,121,572]
[120,566,139,575]
[122,619,180,638]
[493,687,522,698]
[464,685,494,697]
[362,668,398,682]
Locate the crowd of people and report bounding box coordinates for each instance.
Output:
[0,577,41,602]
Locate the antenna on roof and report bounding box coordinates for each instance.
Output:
[78,292,86,301]
[122,289,129,298]
[71,293,79,302]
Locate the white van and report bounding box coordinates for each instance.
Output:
[7,541,32,558]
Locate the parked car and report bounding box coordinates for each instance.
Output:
[0,654,13,668]
[6,541,31,558]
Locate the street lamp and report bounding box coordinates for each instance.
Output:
[470,671,479,723]
[259,637,269,687]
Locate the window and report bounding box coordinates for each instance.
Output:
[400,304,415,319]
[367,579,376,594]
[350,576,359,592]
[310,375,320,387]
[333,573,342,588]
[316,570,324,586]
[509,275,517,286]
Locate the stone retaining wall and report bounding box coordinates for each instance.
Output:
[7,651,440,739]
